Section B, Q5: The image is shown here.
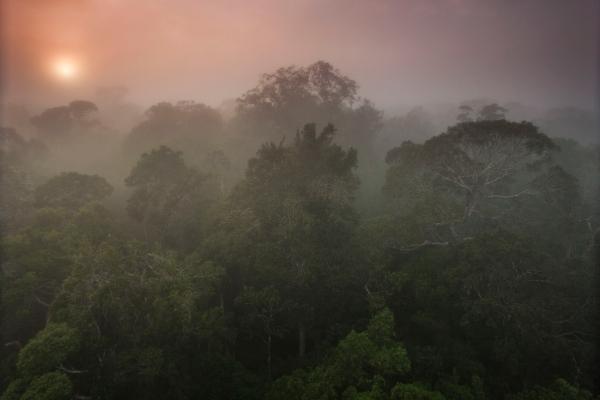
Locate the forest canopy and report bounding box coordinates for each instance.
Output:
[1,60,598,400]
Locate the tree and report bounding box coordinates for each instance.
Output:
[266,308,413,400]
[226,123,366,359]
[67,100,98,121]
[518,165,591,257]
[30,100,100,140]
[390,383,446,400]
[236,286,289,380]
[506,379,594,400]
[380,107,436,149]
[546,139,600,255]
[372,229,596,395]
[0,128,47,166]
[124,101,223,159]
[457,105,474,123]
[125,146,210,247]
[235,61,382,157]
[0,128,47,232]
[30,107,72,138]
[237,62,358,128]
[19,372,72,400]
[1,209,75,343]
[456,103,507,123]
[384,120,558,244]
[200,150,234,199]
[34,172,113,210]
[1,324,79,400]
[16,323,80,379]
[1,185,115,355]
[537,107,599,144]
[46,240,237,400]
[476,104,507,121]
[341,98,383,155]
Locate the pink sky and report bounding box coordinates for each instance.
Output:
[2,0,598,110]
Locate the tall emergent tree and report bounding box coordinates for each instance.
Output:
[384,119,558,246]
[221,123,367,362]
[235,61,382,157]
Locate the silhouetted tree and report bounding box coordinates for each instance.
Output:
[477,103,507,121]
[124,101,223,159]
[30,100,100,140]
[235,61,382,156]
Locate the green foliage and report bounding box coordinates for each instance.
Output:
[16,323,79,379]
[374,228,596,394]
[1,209,73,342]
[383,120,572,249]
[506,379,594,400]
[125,146,190,189]
[125,145,213,248]
[0,379,27,400]
[390,383,445,400]
[266,308,411,400]
[235,61,382,157]
[0,128,47,232]
[19,372,72,400]
[1,80,598,400]
[45,240,237,399]
[34,172,113,210]
[238,123,359,244]
[237,61,358,129]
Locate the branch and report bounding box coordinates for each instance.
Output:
[393,240,450,253]
[4,341,22,349]
[33,294,50,308]
[550,330,594,340]
[487,190,535,199]
[437,173,472,193]
[485,169,512,186]
[58,365,88,374]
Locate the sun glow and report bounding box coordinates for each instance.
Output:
[53,58,79,80]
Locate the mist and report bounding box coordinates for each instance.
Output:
[3,0,599,108]
[1,1,599,399]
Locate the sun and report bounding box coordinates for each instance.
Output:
[53,58,79,80]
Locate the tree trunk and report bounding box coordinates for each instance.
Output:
[463,191,479,222]
[267,334,272,381]
[298,323,306,358]
[219,177,226,199]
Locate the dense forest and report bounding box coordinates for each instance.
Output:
[1,61,599,400]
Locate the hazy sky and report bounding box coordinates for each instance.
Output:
[2,0,599,110]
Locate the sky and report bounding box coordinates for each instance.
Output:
[1,0,599,111]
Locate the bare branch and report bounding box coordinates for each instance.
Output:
[487,190,536,199]
[4,341,22,349]
[33,294,50,308]
[59,365,88,374]
[393,240,450,253]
